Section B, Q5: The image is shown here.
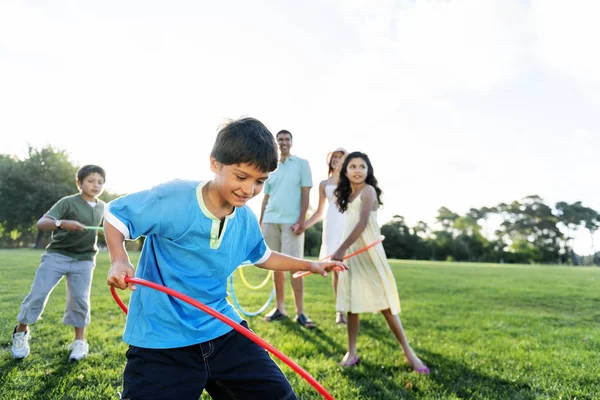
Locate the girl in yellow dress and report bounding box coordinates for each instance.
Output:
[332,151,429,374]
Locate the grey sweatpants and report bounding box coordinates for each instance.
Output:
[17,252,95,328]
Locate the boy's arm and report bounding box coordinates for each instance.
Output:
[37,215,86,232]
[40,199,85,231]
[104,220,137,291]
[256,251,347,277]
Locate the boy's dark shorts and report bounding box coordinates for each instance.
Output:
[121,321,297,400]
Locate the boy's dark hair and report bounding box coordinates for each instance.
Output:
[211,117,279,172]
[276,129,293,140]
[335,151,383,213]
[77,165,106,182]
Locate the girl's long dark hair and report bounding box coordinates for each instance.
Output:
[335,151,383,213]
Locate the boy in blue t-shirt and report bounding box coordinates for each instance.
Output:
[105,117,346,400]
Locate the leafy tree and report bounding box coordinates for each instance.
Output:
[304,221,322,257]
[436,207,459,232]
[498,196,562,263]
[0,146,78,247]
[0,146,121,248]
[556,201,591,264]
[381,215,425,260]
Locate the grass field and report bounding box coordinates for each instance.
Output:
[1,249,599,399]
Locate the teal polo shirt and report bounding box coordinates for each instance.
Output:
[263,155,312,224]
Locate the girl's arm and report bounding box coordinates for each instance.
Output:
[256,251,347,277]
[331,185,376,261]
[304,180,327,230]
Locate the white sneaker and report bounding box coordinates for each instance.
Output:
[11,328,31,359]
[68,339,89,361]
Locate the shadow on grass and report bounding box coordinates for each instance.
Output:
[336,358,417,400]
[327,318,546,400]
[419,349,544,400]
[0,356,77,399]
[250,316,348,360]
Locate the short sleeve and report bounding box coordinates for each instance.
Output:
[104,189,162,240]
[45,198,70,220]
[264,178,272,195]
[244,210,272,265]
[301,159,313,188]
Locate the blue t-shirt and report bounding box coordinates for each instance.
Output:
[105,180,271,349]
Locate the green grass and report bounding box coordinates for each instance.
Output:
[1,250,599,399]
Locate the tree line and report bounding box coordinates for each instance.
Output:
[0,146,120,248]
[2,146,598,265]
[305,198,599,265]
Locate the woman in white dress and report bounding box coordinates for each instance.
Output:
[305,147,348,325]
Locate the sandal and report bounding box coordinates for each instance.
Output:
[415,366,430,375]
[263,308,287,322]
[335,311,347,325]
[295,313,316,329]
[405,356,430,375]
[339,354,360,368]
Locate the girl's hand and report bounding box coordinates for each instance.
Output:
[107,260,136,291]
[331,247,346,262]
[308,260,348,277]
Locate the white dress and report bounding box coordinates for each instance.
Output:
[319,185,345,260]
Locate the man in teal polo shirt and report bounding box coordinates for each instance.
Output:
[260,129,316,328]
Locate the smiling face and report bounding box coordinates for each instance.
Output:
[330,151,346,171]
[211,158,270,208]
[345,156,368,185]
[78,172,105,201]
[276,132,292,156]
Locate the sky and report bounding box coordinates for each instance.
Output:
[1,0,598,255]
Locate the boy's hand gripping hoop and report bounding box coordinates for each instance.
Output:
[293,236,385,279]
[110,277,335,400]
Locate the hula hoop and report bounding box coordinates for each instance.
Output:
[110,277,334,400]
[85,226,104,231]
[293,236,385,279]
[238,266,273,290]
[229,273,275,317]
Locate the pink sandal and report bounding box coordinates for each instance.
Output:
[415,366,430,375]
[339,355,360,368]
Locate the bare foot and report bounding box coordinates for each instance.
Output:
[338,352,360,368]
[406,355,429,374]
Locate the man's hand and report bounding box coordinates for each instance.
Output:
[291,220,306,235]
[107,260,136,291]
[308,260,348,277]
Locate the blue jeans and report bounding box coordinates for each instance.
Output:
[122,321,297,400]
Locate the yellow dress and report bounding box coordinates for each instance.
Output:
[336,191,401,315]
